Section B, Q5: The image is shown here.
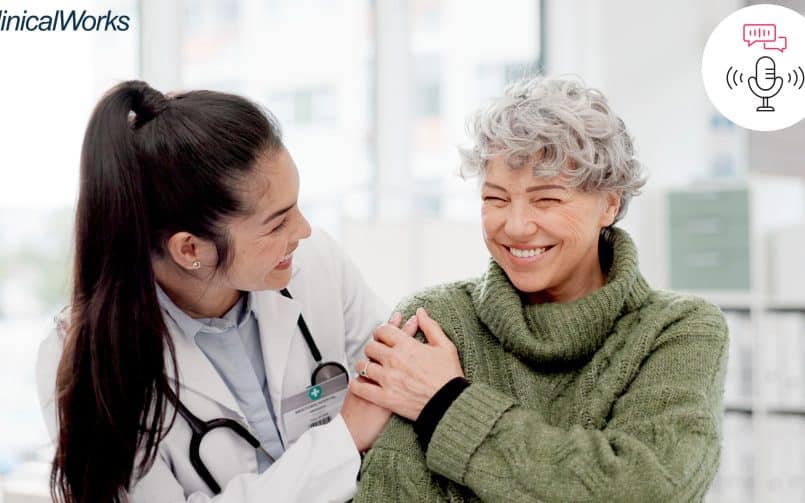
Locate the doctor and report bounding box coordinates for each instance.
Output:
[36,81,406,503]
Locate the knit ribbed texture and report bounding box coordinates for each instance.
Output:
[472,228,652,366]
[354,228,729,503]
[425,382,515,484]
[414,377,471,451]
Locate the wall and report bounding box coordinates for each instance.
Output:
[544,0,745,288]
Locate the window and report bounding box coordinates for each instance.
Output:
[180,0,375,231]
[407,0,543,220]
[178,0,543,226]
[0,0,139,486]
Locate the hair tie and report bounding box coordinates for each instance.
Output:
[130,84,169,128]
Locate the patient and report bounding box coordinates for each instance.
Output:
[349,76,728,502]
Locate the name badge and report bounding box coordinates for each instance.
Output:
[281,375,349,445]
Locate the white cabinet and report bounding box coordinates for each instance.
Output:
[670,177,805,503]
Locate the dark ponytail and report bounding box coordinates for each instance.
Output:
[52,81,282,502]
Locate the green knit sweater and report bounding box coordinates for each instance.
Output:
[354,227,728,502]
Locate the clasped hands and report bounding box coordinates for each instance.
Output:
[349,308,465,421]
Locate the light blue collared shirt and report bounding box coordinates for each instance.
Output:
[156,285,284,473]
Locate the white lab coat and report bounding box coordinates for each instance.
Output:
[36,228,389,503]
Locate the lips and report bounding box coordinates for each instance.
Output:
[275,246,297,269]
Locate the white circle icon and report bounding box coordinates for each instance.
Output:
[702,4,805,131]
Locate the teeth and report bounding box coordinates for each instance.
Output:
[508,246,547,258]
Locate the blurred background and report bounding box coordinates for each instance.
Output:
[0,0,804,501]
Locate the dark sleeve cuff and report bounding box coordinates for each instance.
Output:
[413,377,470,451]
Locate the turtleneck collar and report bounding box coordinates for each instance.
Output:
[470,227,651,367]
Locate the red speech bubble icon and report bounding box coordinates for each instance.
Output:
[743,23,776,46]
[764,35,787,52]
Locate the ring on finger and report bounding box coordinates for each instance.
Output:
[359,361,370,378]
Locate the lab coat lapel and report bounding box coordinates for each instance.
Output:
[163,318,242,415]
[253,290,300,424]
[254,261,303,439]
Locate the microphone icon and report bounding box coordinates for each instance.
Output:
[748,56,783,111]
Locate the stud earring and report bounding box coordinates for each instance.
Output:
[191,260,201,270]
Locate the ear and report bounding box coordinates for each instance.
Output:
[600,191,621,227]
[165,232,218,271]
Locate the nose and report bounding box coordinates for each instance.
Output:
[296,208,312,240]
[503,201,538,240]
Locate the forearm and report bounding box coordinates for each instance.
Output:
[355,436,447,502]
[424,383,720,503]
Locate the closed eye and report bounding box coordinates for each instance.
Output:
[533,198,562,207]
[270,218,288,234]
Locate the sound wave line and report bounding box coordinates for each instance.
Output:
[786,66,805,89]
[723,64,805,91]
[725,67,743,90]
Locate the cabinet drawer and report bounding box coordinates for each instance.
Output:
[669,217,749,252]
[670,249,750,290]
[669,189,749,219]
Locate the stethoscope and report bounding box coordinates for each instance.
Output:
[166,288,349,495]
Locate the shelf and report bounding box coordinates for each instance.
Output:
[667,177,805,503]
[723,405,805,416]
[765,406,805,416]
[680,290,753,310]
[767,298,805,311]
[724,404,753,414]
[678,291,805,311]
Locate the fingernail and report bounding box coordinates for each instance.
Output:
[405,315,416,325]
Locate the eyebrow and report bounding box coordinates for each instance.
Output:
[483,182,566,193]
[261,202,296,226]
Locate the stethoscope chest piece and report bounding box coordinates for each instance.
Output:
[170,287,350,495]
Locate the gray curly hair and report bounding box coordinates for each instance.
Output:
[458,76,646,223]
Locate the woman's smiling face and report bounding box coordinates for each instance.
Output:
[222,147,312,291]
[480,154,620,303]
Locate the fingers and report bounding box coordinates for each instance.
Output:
[373,322,409,348]
[401,314,419,337]
[374,311,418,345]
[355,359,383,384]
[348,378,388,409]
[415,308,451,347]
[364,340,392,364]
